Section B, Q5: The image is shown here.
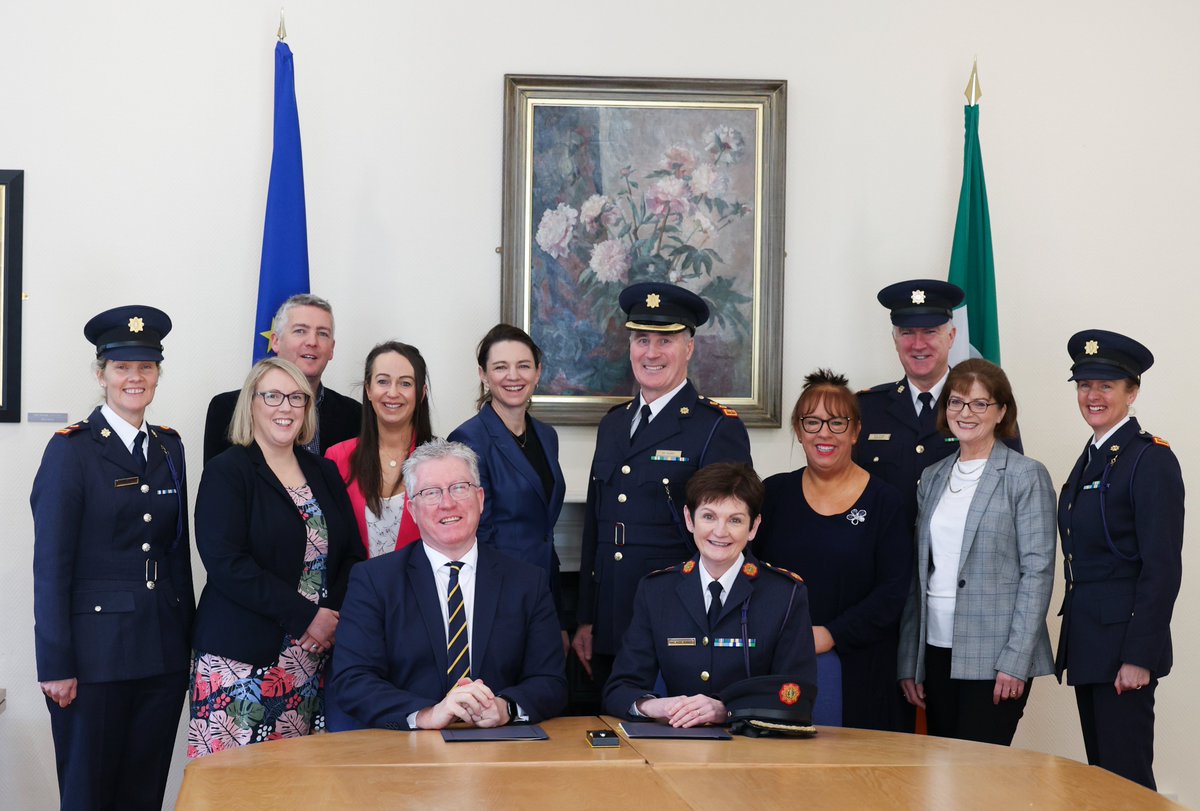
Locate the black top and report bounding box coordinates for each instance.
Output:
[514,413,555,502]
[753,469,912,730]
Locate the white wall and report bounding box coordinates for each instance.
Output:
[1,1,1197,806]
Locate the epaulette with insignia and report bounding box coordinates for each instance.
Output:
[763,562,805,584]
[608,399,634,414]
[859,381,899,395]
[701,397,739,418]
[55,423,84,437]
[648,561,685,577]
[152,424,180,436]
[1153,436,1170,447]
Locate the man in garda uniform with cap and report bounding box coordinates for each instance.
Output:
[853,279,1022,516]
[203,293,361,462]
[1056,330,1183,790]
[572,282,752,689]
[32,306,194,810]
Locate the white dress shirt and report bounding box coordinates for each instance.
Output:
[100,403,149,459]
[630,378,689,436]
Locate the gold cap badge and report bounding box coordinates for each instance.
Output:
[645,293,661,308]
[127,316,145,333]
[1084,339,1099,355]
[910,289,926,304]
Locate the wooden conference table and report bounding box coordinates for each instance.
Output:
[177,715,1185,810]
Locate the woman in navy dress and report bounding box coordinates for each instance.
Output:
[448,324,566,635]
[32,305,193,810]
[754,370,912,731]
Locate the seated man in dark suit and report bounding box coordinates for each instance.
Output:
[329,438,568,730]
[203,293,361,462]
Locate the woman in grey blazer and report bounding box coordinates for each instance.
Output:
[897,359,1056,745]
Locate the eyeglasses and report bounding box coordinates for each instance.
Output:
[946,397,998,414]
[799,416,853,434]
[256,390,310,408]
[411,481,480,505]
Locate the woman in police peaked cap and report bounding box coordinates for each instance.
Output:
[31,305,194,810]
[1056,330,1184,791]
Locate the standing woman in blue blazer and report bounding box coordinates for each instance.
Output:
[188,358,364,757]
[448,324,567,635]
[32,305,194,810]
[1057,331,1184,791]
[898,359,1057,746]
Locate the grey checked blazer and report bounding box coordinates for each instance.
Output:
[897,441,1056,683]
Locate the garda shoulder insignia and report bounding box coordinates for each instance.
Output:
[741,562,758,578]
[55,423,84,437]
[681,560,696,574]
[609,399,634,414]
[702,397,739,418]
[152,424,180,437]
[1152,435,1171,447]
[649,561,685,577]
[763,562,804,584]
[859,380,898,396]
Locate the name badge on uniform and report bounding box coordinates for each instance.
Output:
[1082,481,1102,491]
[651,450,689,462]
[714,638,757,648]
[867,433,890,441]
[114,477,140,488]
[667,637,696,647]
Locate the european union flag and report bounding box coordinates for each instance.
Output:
[253,40,309,363]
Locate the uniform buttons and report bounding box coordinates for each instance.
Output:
[1068,502,1072,511]
[94,605,102,613]
[617,494,627,503]
[146,581,156,590]
[140,484,150,494]
[1067,553,1073,561]
[957,579,966,588]
[143,513,152,523]
[873,456,880,463]
[614,552,623,561]
[1066,528,1071,537]
[915,445,925,454]
[700,671,710,682]
[702,637,709,646]
[621,465,631,475]
[142,543,152,552]
[662,478,670,485]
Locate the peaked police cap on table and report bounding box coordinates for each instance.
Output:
[620,282,709,334]
[83,305,172,361]
[876,279,964,328]
[1067,329,1154,383]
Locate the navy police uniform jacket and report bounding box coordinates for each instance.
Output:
[578,380,752,655]
[603,552,817,715]
[1056,418,1184,685]
[854,377,1022,514]
[32,407,194,683]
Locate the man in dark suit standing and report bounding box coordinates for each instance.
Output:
[854,279,1021,514]
[328,439,567,731]
[203,293,361,462]
[571,282,753,689]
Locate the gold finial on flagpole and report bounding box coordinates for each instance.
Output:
[277,9,287,41]
[963,58,982,106]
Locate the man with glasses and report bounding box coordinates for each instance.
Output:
[328,438,567,731]
[854,279,1021,515]
[572,282,752,691]
[203,293,361,462]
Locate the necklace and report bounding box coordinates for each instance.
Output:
[947,459,986,494]
[511,430,528,449]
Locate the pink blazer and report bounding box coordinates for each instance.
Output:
[325,437,421,556]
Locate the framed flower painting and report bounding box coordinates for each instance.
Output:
[501,75,786,427]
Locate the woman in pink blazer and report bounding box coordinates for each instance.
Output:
[326,342,433,557]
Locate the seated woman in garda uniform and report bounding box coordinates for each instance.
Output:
[603,463,818,727]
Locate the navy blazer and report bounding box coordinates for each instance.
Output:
[32,407,194,683]
[328,542,568,731]
[603,552,817,716]
[1056,418,1184,684]
[579,379,753,654]
[192,442,365,666]
[448,404,566,574]
[202,384,361,463]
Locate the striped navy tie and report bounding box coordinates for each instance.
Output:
[446,561,470,687]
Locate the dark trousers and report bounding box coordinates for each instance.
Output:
[923,645,1030,746]
[590,652,616,696]
[1075,680,1157,791]
[47,672,187,811]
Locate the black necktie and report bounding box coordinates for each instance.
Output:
[446,562,470,688]
[917,392,935,434]
[707,581,724,630]
[132,431,147,475]
[630,403,652,445]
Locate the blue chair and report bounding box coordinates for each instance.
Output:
[812,651,843,726]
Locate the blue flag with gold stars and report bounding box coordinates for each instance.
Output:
[253,40,309,363]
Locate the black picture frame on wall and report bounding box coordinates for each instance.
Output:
[0,170,24,422]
